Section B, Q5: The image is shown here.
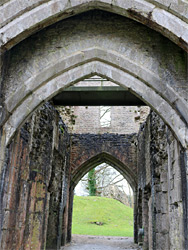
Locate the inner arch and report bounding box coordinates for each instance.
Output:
[3,60,188,148]
[71,152,137,192]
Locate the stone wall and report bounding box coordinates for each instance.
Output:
[137,111,187,250]
[46,111,70,249]
[2,10,187,102]
[58,79,150,134]
[59,105,150,134]
[70,133,138,190]
[1,10,187,149]
[0,0,187,53]
[0,103,70,250]
[0,99,187,250]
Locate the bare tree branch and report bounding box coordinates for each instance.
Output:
[100,106,111,119]
[97,177,124,190]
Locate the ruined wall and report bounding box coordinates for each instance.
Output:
[59,105,150,134]
[137,111,187,250]
[70,133,138,189]
[46,111,70,249]
[58,79,150,134]
[0,103,70,250]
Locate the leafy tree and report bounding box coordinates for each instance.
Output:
[88,169,96,196]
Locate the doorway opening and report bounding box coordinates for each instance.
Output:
[50,75,150,248]
[73,163,134,237]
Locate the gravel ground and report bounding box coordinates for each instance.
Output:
[61,235,141,250]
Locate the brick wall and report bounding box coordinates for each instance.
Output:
[60,105,150,134]
[70,133,138,190]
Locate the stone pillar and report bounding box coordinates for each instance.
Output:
[133,190,138,243]
[167,137,184,250]
[180,148,188,250]
[137,190,142,245]
[47,117,71,250]
[142,188,150,250]
[46,149,65,250]
[61,158,72,247]
[148,197,153,250]
[67,185,74,243]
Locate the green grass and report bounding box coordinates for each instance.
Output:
[72,196,133,237]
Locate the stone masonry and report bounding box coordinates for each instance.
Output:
[0,10,187,149]
[0,3,188,250]
[0,102,187,249]
[60,106,150,134]
[0,0,188,53]
[137,111,187,250]
[0,103,71,250]
[70,133,137,190]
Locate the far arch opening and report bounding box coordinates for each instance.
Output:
[71,152,137,192]
[71,161,135,240]
[66,151,138,244]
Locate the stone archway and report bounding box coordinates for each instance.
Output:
[71,152,136,191]
[0,0,188,52]
[0,10,187,151]
[2,59,187,149]
[70,134,138,191]
[68,151,137,244]
[0,7,187,250]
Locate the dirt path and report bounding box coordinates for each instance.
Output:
[61,235,141,250]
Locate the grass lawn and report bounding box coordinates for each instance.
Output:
[72,196,133,237]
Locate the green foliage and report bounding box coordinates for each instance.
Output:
[88,169,96,196]
[60,125,64,134]
[72,196,133,237]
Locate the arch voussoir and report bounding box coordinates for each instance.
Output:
[4,48,188,135]
[0,0,188,53]
[71,152,137,192]
[3,60,188,149]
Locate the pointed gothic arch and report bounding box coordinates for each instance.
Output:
[0,6,187,250]
[71,152,137,192]
[3,58,188,148]
[0,0,188,53]
[67,151,138,245]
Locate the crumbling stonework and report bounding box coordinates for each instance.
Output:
[0,103,70,250]
[61,106,150,134]
[70,133,137,189]
[0,3,187,250]
[0,103,187,250]
[137,111,187,250]
[102,185,133,207]
[46,117,70,249]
